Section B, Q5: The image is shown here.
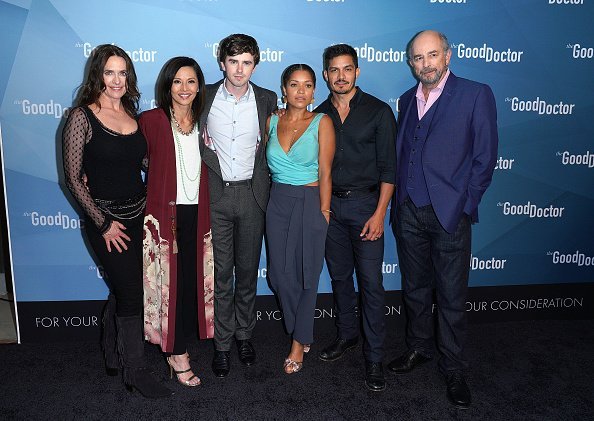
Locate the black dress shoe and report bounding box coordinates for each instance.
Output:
[237,340,256,366]
[445,371,471,409]
[212,350,230,378]
[365,361,386,392]
[318,337,358,362]
[387,350,432,374]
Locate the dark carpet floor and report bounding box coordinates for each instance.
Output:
[0,319,593,420]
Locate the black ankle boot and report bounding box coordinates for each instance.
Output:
[101,294,119,376]
[116,315,172,399]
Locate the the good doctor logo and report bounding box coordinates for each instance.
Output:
[79,42,157,63]
[354,43,407,63]
[90,265,107,279]
[549,250,594,267]
[24,211,83,229]
[498,201,565,218]
[141,98,158,110]
[16,99,69,119]
[206,41,285,62]
[452,42,523,63]
[567,43,593,59]
[495,156,515,170]
[506,96,575,115]
[557,150,594,168]
[470,255,506,270]
[549,0,584,5]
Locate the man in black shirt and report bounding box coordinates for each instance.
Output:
[315,44,396,392]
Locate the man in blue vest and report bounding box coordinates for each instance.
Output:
[389,30,498,409]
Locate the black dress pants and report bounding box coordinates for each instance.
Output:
[168,204,199,355]
[394,199,471,374]
[325,191,386,363]
[85,214,143,317]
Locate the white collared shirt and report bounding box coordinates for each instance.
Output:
[206,82,260,181]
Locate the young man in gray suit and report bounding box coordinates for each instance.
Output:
[199,34,277,378]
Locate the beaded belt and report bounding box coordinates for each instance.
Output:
[94,190,146,220]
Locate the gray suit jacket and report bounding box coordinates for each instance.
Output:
[199,80,278,212]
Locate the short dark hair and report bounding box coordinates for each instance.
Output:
[218,34,260,65]
[281,63,317,92]
[76,44,140,117]
[155,56,206,124]
[323,44,358,71]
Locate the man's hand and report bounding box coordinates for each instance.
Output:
[360,212,385,241]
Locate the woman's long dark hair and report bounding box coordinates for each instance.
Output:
[75,44,140,117]
[155,56,206,124]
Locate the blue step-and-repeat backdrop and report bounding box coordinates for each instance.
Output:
[1,0,593,342]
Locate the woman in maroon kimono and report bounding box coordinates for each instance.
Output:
[139,57,214,387]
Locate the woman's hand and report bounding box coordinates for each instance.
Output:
[102,220,131,253]
[273,108,287,118]
[321,210,331,224]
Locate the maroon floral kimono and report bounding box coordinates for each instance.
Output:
[139,108,214,352]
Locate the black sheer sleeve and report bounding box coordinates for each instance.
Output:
[62,107,111,233]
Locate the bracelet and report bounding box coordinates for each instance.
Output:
[321,209,333,214]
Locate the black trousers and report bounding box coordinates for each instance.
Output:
[394,199,471,373]
[325,191,386,363]
[168,204,199,356]
[85,214,143,317]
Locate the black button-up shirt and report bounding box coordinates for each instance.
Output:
[315,87,396,190]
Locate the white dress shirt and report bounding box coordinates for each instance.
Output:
[206,82,260,181]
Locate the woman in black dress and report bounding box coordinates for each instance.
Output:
[63,44,170,398]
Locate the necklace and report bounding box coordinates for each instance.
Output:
[171,108,195,136]
[172,123,200,202]
[282,114,311,152]
[288,128,299,150]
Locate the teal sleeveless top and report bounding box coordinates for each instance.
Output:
[266,113,324,185]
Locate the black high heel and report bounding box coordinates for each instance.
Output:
[167,355,201,387]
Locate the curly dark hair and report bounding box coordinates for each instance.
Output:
[76,44,140,117]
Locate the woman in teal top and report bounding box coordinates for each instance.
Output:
[265,64,335,374]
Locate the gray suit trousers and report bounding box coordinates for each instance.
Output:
[211,181,265,351]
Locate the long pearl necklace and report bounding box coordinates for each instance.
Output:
[172,122,200,202]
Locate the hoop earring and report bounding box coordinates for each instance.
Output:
[281,95,287,104]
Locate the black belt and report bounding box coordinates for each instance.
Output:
[332,184,377,198]
[223,179,251,187]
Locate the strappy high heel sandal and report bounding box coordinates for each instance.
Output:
[284,358,303,374]
[303,344,311,354]
[167,356,201,387]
